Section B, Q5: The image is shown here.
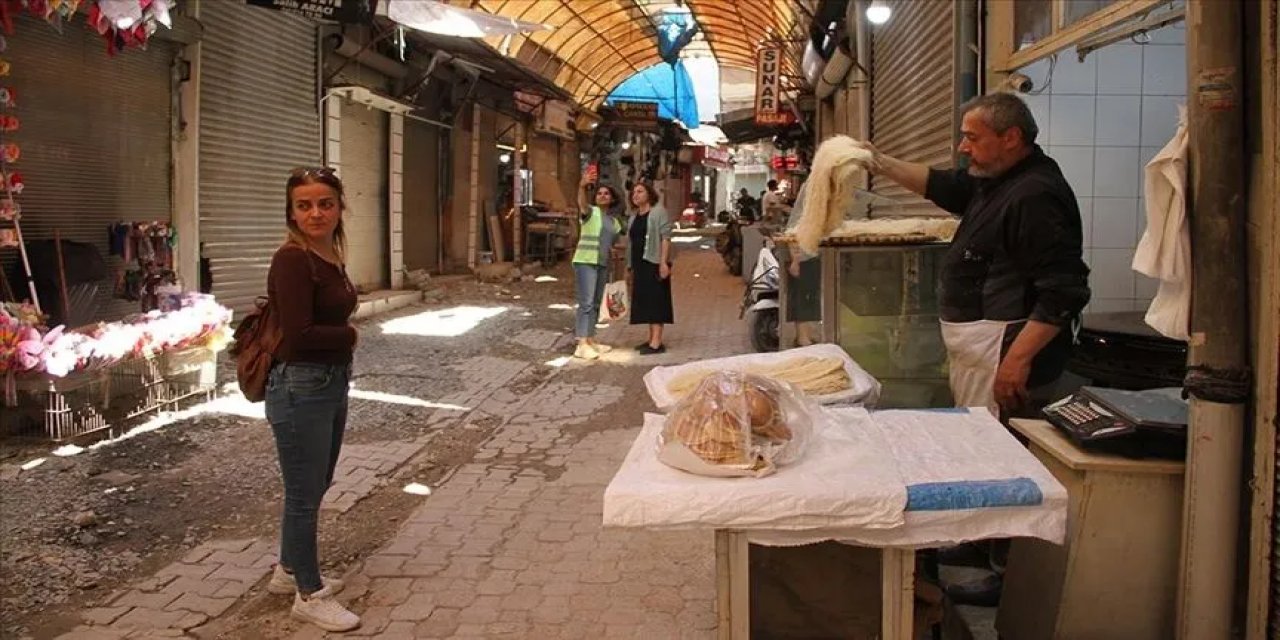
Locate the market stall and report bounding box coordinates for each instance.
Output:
[0,293,231,441]
[604,380,1067,639]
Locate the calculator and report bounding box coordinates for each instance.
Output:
[1043,386,1188,455]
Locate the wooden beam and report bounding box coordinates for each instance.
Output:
[1244,2,1280,637]
[996,0,1165,72]
[983,0,1015,92]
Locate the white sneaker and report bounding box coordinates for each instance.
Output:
[292,585,360,632]
[268,565,345,595]
[573,344,600,360]
[591,341,614,353]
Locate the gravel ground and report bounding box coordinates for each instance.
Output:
[0,263,587,639]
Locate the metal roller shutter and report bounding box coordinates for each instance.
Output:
[1,14,174,321]
[199,2,319,315]
[869,0,956,216]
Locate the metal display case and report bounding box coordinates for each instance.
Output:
[819,242,952,408]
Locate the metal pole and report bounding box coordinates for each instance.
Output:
[1177,2,1250,637]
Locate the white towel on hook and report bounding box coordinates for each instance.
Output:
[1132,104,1190,340]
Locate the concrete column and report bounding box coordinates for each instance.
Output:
[172,0,201,291]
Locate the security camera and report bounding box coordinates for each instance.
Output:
[1001,73,1034,94]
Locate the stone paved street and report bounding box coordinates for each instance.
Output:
[54,241,752,639]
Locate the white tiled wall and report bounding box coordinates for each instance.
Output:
[1018,22,1186,314]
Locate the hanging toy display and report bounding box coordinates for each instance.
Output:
[2,170,21,193]
[0,200,18,220]
[88,0,175,56]
[108,220,177,311]
[0,1,173,53]
[0,86,14,108]
[1,142,16,163]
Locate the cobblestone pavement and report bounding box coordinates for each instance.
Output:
[56,244,751,639]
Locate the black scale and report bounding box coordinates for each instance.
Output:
[1043,386,1188,459]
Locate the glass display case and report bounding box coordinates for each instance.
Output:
[820,242,952,409]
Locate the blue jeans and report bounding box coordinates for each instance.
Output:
[574,263,608,338]
[265,361,350,594]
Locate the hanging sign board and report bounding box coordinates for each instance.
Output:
[755,47,782,126]
[612,101,661,130]
[244,0,365,23]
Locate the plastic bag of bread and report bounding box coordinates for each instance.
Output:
[657,371,816,478]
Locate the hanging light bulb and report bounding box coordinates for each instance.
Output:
[499,153,512,164]
[621,141,632,150]
[866,1,892,25]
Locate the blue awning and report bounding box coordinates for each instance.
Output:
[605,60,699,127]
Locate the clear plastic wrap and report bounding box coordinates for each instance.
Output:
[657,371,817,478]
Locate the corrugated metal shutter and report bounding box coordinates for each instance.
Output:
[869,0,956,216]
[402,117,441,272]
[199,2,319,315]
[1,15,174,321]
[340,104,389,291]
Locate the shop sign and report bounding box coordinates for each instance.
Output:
[614,100,658,121]
[245,0,364,23]
[770,155,801,171]
[698,146,732,169]
[755,47,782,126]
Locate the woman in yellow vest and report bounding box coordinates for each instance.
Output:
[572,172,623,359]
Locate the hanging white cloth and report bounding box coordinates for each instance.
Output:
[1132,105,1190,341]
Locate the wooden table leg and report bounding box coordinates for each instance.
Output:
[716,530,750,640]
[882,547,916,640]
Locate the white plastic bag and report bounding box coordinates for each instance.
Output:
[657,371,817,478]
[598,280,629,323]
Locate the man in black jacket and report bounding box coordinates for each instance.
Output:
[865,92,1091,605]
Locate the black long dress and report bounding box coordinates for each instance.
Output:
[629,213,674,325]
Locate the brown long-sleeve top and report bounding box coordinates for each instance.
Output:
[267,244,358,365]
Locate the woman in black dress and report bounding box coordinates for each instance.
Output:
[627,182,674,354]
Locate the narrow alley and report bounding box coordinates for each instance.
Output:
[13,240,744,640]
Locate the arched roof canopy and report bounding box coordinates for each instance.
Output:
[456,0,814,110]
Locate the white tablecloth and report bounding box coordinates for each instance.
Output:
[603,407,1068,549]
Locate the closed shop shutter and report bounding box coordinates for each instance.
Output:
[869,0,956,216]
[1,15,174,321]
[402,118,442,272]
[339,104,389,290]
[199,2,319,315]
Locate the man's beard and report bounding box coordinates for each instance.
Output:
[966,164,997,178]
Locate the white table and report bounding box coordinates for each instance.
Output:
[604,407,1069,640]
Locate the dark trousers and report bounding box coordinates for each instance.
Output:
[265,362,350,594]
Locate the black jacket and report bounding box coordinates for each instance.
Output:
[925,146,1091,385]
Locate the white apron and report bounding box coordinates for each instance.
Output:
[939,319,1023,415]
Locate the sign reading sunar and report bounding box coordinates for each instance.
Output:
[755,47,781,125]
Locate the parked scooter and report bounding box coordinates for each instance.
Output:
[740,244,780,352]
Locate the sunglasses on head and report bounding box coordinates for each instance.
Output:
[290,166,338,179]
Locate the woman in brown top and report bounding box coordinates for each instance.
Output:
[262,168,361,632]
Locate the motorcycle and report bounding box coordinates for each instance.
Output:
[740,244,780,352]
[717,216,745,276]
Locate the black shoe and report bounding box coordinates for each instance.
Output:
[635,342,651,351]
[936,542,990,568]
[638,344,666,355]
[945,573,1003,608]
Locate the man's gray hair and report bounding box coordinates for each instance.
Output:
[961,92,1039,146]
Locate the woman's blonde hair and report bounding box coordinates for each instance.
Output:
[284,167,348,259]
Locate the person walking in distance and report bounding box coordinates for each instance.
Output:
[263,167,361,632]
[572,170,624,359]
[627,182,674,354]
[863,92,1091,605]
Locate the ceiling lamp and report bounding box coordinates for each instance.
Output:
[866,2,892,25]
